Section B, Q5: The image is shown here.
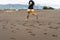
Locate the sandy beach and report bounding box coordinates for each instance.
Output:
[0,9,60,40]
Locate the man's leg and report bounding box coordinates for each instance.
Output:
[26,9,30,21]
[31,9,38,20]
[27,12,30,20]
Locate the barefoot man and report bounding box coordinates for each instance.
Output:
[26,0,38,21]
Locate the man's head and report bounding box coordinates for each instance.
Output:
[30,0,33,1]
[29,0,35,6]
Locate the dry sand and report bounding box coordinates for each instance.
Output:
[0,9,60,40]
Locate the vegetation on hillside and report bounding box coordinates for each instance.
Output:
[43,6,54,10]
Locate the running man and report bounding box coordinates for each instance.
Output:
[26,0,38,21]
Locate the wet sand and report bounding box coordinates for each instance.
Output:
[0,9,60,40]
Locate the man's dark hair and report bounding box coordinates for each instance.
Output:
[29,0,35,5]
[28,0,35,9]
[30,0,33,1]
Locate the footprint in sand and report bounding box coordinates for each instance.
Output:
[28,30,32,33]
[22,21,28,26]
[2,24,7,30]
[16,28,20,30]
[48,22,51,25]
[10,37,16,40]
[11,30,16,33]
[29,24,35,27]
[2,24,6,27]
[35,26,40,29]
[36,21,40,23]
[30,33,36,36]
[22,23,26,26]
[0,20,3,22]
[26,29,36,37]
[6,21,9,24]
[11,24,16,26]
[44,33,48,35]
[29,24,40,29]
[39,23,42,26]
[26,28,31,31]
[57,23,60,24]
[10,27,19,31]
[10,27,13,29]
[17,22,21,25]
[26,28,32,33]
[49,26,59,30]
[48,26,53,29]
[11,24,14,25]
[13,25,16,26]
[52,34,58,37]
[2,26,7,30]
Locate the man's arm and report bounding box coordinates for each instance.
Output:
[32,1,35,5]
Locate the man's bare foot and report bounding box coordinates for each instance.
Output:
[36,15,38,20]
[25,19,28,22]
